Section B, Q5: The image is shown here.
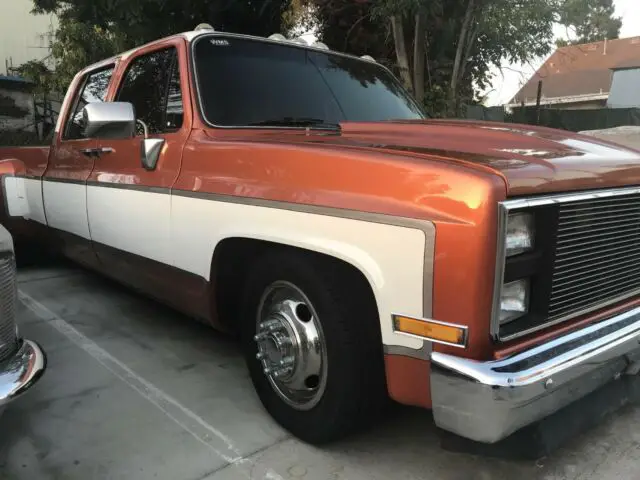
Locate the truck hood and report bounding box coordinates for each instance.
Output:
[331,119,640,196]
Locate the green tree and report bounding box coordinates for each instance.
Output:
[557,0,621,46]
[27,0,296,92]
[32,0,295,47]
[303,0,560,115]
[13,60,55,95]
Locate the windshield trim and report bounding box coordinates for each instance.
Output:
[189,32,426,130]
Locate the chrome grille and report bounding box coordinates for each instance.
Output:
[549,192,640,322]
[0,251,17,362]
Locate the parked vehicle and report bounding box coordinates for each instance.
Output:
[1,25,640,445]
[0,223,46,415]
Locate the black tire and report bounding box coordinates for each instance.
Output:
[240,249,387,444]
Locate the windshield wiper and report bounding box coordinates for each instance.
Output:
[248,117,341,131]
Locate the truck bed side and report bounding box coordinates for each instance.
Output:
[0,145,51,240]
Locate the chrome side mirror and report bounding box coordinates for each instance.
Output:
[82,102,135,139]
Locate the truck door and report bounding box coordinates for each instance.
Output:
[86,39,191,287]
[43,63,115,266]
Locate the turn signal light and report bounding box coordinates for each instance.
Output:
[392,315,468,348]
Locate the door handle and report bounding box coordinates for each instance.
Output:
[80,148,99,157]
[80,147,114,157]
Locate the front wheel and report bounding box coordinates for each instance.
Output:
[240,250,386,444]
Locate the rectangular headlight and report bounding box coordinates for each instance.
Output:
[505,213,534,257]
[500,279,530,324]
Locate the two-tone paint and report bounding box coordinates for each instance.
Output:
[2,30,640,412]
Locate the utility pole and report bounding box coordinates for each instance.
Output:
[536,80,543,125]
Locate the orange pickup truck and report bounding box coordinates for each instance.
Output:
[3,25,640,447]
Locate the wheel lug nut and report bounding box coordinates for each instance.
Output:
[261,319,279,330]
[264,367,273,375]
[254,332,268,341]
[256,352,265,360]
[279,356,294,367]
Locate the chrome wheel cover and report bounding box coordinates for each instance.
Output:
[254,281,328,410]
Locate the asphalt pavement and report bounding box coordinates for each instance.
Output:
[1,259,640,480]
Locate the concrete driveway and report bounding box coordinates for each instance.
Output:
[1,260,640,480]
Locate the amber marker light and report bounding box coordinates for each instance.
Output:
[392,315,468,348]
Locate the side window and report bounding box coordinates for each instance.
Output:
[64,67,114,140]
[116,47,184,135]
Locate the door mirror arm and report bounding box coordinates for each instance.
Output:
[136,119,150,139]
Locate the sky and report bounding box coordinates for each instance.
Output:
[483,0,640,106]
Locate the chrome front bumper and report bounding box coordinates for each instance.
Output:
[431,306,640,443]
[0,339,46,409]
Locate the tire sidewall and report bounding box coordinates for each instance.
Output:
[240,253,366,439]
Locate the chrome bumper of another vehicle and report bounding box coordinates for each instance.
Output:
[0,339,46,409]
[430,305,640,443]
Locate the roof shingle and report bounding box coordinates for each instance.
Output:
[509,36,640,105]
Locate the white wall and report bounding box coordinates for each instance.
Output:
[607,68,640,108]
[0,0,57,73]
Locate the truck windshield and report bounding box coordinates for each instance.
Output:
[192,35,426,128]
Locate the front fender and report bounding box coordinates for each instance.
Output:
[169,193,433,352]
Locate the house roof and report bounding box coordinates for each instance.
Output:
[612,58,640,70]
[508,36,640,106]
[0,75,34,92]
[0,75,32,84]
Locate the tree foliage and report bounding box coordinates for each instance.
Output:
[556,0,621,46]
[32,0,295,44]
[27,0,296,92]
[21,0,623,117]
[13,60,56,95]
[301,0,620,116]
[303,0,562,115]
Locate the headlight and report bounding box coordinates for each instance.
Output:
[499,279,530,324]
[505,213,534,257]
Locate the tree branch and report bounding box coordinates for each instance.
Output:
[413,12,426,104]
[391,15,413,93]
[343,14,369,51]
[458,21,480,88]
[450,0,477,113]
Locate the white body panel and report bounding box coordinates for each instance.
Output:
[171,195,427,350]
[3,177,47,224]
[3,176,29,217]
[42,181,91,239]
[87,186,171,265]
[25,178,47,224]
[5,177,429,351]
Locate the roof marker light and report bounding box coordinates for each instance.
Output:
[195,23,215,31]
[360,55,376,62]
[268,33,287,42]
